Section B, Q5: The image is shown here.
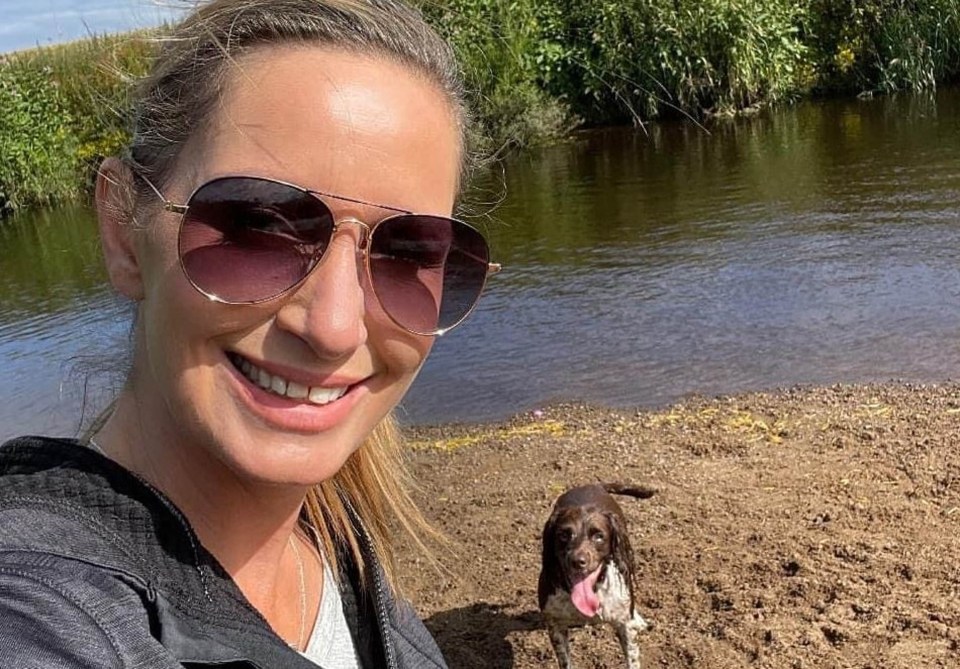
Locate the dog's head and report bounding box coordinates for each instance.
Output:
[546,506,616,580]
[542,498,632,616]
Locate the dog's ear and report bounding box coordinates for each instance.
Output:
[541,511,562,569]
[606,512,635,576]
[605,511,639,613]
[539,511,567,609]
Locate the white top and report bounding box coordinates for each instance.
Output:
[299,556,362,669]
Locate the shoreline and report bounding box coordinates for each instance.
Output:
[402,378,960,432]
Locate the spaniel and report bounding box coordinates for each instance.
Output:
[538,483,655,669]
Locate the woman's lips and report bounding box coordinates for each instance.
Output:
[223,352,366,433]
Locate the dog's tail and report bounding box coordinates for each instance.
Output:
[602,482,657,499]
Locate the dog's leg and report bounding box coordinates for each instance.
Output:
[630,610,650,633]
[547,623,574,669]
[615,614,649,669]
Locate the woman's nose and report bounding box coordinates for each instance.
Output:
[273,225,368,360]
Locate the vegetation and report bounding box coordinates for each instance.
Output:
[2,1,960,213]
[424,0,960,146]
[0,32,154,212]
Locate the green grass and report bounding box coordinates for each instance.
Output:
[2,1,960,214]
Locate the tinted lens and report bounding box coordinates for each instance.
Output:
[369,215,490,334]
[178,177,334,303]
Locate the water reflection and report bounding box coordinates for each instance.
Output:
[0,206,127,439]
[401,89,960,423]
[2,90,960,438]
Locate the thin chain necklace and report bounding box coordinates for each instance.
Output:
[288,533,308,651]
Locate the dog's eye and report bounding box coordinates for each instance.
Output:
[557,529,573,544]
[591,531,605,543]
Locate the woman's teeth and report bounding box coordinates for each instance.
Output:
[230,354,348,405]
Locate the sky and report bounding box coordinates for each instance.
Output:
[0,0,187,53]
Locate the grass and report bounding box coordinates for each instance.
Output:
[2,1,960,214]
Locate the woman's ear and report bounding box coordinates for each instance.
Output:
[96,157,145,300]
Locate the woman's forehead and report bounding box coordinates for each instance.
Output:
[190,46,461,212]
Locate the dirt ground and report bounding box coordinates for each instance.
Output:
[395,382,960,668]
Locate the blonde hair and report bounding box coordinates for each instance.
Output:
[305,415,442,591]
[119,0,467,592]
[129,0,471,190]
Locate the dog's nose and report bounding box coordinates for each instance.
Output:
[573,554,588,570]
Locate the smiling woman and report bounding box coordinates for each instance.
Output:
[0,1,498,668]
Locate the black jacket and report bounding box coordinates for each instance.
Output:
[0,436,447,669]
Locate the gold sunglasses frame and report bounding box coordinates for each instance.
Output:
[136,172,501,336]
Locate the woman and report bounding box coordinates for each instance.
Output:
[0,1,497,667]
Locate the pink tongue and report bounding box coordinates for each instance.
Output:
[570,565,603,617]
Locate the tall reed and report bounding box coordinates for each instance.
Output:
[804,0,960,94]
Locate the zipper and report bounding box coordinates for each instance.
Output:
[350,511,399,669]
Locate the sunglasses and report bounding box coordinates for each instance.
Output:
[137,174,500,336]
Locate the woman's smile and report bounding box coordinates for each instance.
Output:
[223,350,369,434]
[227,352,353,404]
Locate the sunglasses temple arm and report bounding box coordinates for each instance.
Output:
[451,247,500,275]
[136,171,188,213]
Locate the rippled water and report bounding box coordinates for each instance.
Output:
[2,90,959,439]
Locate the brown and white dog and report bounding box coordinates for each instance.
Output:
[538,483,656,669]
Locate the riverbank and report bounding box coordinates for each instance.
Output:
[397,382,960,667]
[3,0,960,213]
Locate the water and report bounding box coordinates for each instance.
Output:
[0,0,185,53]
[2,90,959,439]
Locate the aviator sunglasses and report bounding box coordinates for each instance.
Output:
[137,174,500,336]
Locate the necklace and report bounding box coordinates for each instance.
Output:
[288,534,307,651]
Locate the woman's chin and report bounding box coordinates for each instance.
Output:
[215,438,358,489]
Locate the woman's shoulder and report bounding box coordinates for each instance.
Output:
[0,435,163,556]
[0,435,177,534]
[0,435,208,611]
[0,435,112,491]
[0,543,196,669]
[0,436,303,667]
[0,548,163,667]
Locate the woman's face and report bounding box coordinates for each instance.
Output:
[126,46,461,485]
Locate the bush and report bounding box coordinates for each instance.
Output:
[533,0,810,123]
[0,32,155,213]
[421,0,575,152]
[804,0,960,94]
[0,65,79,211]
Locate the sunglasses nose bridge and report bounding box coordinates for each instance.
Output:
[332,217,371,253]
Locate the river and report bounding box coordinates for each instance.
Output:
[2,89,959,440]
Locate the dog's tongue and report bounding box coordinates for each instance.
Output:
[570,565,603,617]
